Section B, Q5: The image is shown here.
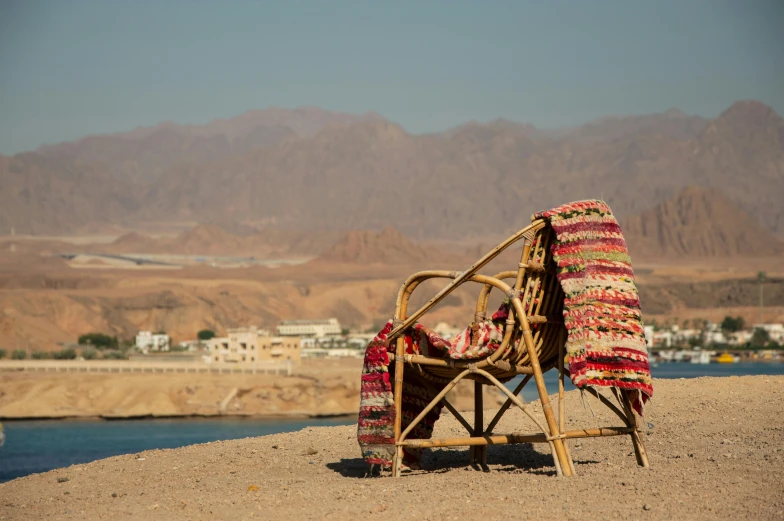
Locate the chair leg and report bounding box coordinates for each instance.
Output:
[557,347,577,476]
[470,381,487,470]
[621,390,650,468]
[391,337,406,477]
[473,368,569,478]
[524,341,573,476]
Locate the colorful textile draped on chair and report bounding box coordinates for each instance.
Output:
[532,200,652,414]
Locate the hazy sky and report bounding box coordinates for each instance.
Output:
[1,0,782,154]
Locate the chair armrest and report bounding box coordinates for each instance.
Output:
[386,220,545,341]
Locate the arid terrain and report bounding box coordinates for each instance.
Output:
[0,223,781,351]
[1,376,782,521]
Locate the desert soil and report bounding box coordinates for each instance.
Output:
[1,375,782,520]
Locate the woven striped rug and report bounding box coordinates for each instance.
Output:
[533,199,653,413]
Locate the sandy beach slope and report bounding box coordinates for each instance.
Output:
[1,375,782,520]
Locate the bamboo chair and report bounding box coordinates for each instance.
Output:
[385,219,650,477]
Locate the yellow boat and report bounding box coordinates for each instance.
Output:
[717,353,735,364]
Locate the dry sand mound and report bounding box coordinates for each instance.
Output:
[315,226,435,264]
[1,375,782,520]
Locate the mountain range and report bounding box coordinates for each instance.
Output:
[1,101,782,241]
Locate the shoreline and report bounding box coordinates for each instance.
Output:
[0,412,359,422]
[0,359,496,422]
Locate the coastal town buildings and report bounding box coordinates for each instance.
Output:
[276,318,341,338]
[135,331,170,353]
[207,326,301,363]
[646,320,784,349]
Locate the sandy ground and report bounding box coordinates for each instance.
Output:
[1,375,782,520]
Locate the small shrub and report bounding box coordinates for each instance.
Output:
[103,350,127,360]
[53,349,77,360]
[11,350,26,360]
[31,351,50,360]
[78,333,118,350]
[82,348,97,360]
[0,349,6,359]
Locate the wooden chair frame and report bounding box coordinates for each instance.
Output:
[386,219,650,477]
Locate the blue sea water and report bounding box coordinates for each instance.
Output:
[0,417,353,483]
[511,360,784,402]
[1,362,782,483]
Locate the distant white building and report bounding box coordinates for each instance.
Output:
[704,330,727,345]
[207,326,301,363]
[433,322,462,340]
[652,330,673,348]
[675,329,701,344]
[643,325,655,348]
[277,318,342,338]
[135,331,170,353]
[346,333,376,349]
[727,330,753,346]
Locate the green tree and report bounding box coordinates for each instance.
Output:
[0,349,6,359]
[82,348,98,360]
[720,316,746,333]
[751,327,770,347]
[31,351,50,360]
[103,350,128,360]
[197,329,216,341]
[11,350,26,360]
[78,333,118,350]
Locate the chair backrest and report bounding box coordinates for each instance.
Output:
[513,222,566,369]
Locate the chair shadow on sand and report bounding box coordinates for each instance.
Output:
[326,443,601,478]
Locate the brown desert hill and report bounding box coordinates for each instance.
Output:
[3,100,783,238]
[96,225,338,258]
[99,225,253,256]
[314,226,440,264]
[104,231,162,252]
[623,186,783,257]
[167,224,247,255]
[252,228,341,257]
